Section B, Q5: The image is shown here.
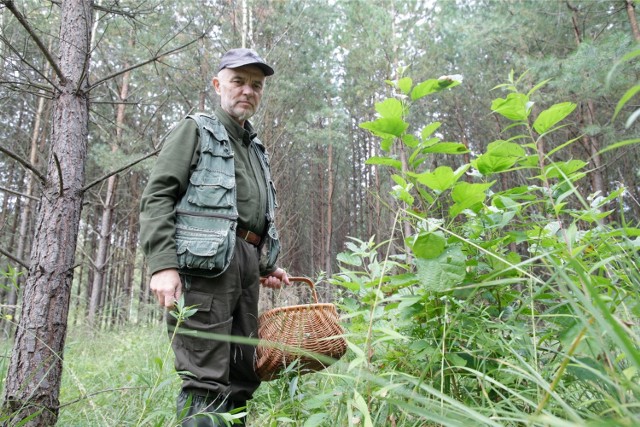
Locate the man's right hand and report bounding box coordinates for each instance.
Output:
[150,268,182,308]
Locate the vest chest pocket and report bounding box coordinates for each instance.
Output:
[187,172,235,208]
[175,220,236,273]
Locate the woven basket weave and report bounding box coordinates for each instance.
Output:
[255,277,347,381]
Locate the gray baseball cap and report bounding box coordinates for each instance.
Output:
[218,48,274,76]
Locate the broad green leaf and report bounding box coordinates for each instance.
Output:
[381,137,393,151]
[486,140,526,157]
[421,122,442,139]
[544,160,587,179]
[397,77,413,95]
[491,93,530,121]
[402,133,420,148]
[410,232,446,259]
[303,413,328,427]
[365,156,402,170]
[392,185,414,206]
[414,165,467,192]
[449,181,494,217]
[473,141,526,175]
[422,142,468,154]
[337,252,362,267]
[473,154,517,175]
[360,117,408,138]
[411,77,460,100]
[391,174,408,186]
[375,98,404,119]
[533,102,576,134]
[415,246,466,292]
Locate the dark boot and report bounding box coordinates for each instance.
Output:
[176,389,234,427]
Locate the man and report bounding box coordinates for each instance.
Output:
[140,48,289,426]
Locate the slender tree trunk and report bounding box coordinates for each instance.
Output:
[5,96,47,337]
[626,0,640,42]
[3,1,94,425]
[324,137,334,276]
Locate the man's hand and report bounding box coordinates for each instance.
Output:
[260,267,290,289]
[150,268,182,308]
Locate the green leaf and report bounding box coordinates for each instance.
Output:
[533,102,576,134]
[613,85,640,122]
[365,156,402,170]
[486,139,526,157]
[337,252,362,267]
[375,98,404,119]
[381,137,394,152]
[392,185,414,206]
[422,142,469,154]
[402,134,420,148]
[544,160,587,179]
[491,93,530,121]
[421,122,442,139]
[472,140,525,175]
[303,413,328,427]
[411,77,460,100]
[360,117,408,138]
[415,246,466,292]
[476,158,515,173]
[410,232,446,259]
[413,165,468,192]
[449,181,494,217]
[597,138,640,155]
[397,77,413,95]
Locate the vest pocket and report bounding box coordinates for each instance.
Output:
[175,220,236,274]
[187,172,235,208]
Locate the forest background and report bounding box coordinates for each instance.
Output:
[1,0,639,426]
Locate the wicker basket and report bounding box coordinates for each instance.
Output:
[255,277,347,381]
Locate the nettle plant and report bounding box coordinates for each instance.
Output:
[331,70,639,421]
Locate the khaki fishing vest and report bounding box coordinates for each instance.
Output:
[174,113,280,277]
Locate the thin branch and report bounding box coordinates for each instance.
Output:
[0,33,60,90]
[0,185,40,201]
[87,33,205,91]
[0,246,29,269]
[0,144,46,183]
[1,0,65,84]
[53,153,63,196]
[81,147,161,192]
[0,79,55,96]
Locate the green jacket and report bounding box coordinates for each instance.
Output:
[140,108,280,277]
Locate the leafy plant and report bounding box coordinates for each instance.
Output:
[320,70,640,426]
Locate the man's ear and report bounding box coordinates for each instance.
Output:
[212,76,221,94]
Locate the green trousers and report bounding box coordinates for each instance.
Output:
[167,238,262,402]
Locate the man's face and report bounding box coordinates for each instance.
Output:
[213,65,266,124]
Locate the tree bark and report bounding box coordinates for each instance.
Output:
[626,0,640,42]
[3,0,94,425]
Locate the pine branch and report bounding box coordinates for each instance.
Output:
[87,33,206,91]
[0,246,29,269]
[81,147,161,192]
[0,185,39,201]
[0,145,46,183]
[1,0,65,85]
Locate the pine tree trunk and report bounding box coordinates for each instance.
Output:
[626,0,640,42]
[2,0,93,424]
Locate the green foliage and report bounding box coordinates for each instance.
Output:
[309,70,640,426]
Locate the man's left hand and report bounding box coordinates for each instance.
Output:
[260,268,290,289]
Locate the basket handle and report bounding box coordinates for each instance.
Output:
[288,276,318,304]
